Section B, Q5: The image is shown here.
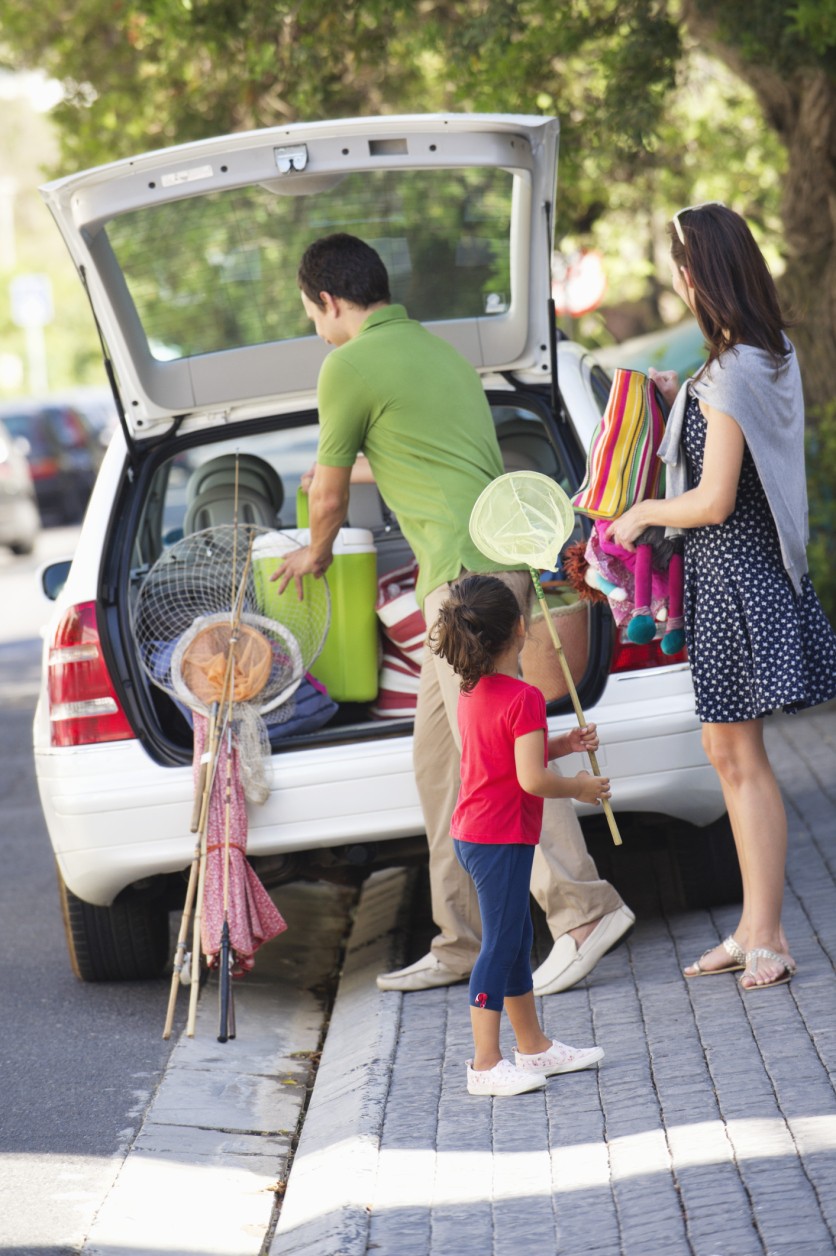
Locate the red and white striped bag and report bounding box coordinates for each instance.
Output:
[371,560,426,720]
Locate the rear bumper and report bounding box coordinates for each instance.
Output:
[35,731,422,906]
[34,659,724,907]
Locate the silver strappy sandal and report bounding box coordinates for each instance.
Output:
[684,935,746,977]
[739,948,797,991]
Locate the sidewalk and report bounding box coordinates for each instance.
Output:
[272,702,836,1256]
[80,879,358,1256]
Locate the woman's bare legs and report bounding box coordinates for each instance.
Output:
[470,993,552,1070]
[683,719,794,986]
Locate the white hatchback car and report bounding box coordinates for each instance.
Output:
[35,114,735,981]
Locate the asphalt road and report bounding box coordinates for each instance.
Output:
[0,527,362,1255]
[0,528,178,1255]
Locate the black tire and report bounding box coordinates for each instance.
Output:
[671,813,742,910]
[57,867,170,982]
[582,811,742,915]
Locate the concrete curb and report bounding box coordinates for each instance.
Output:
[269,866,413,1255]
[81,880,356,1256]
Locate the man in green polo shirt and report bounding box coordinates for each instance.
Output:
[274,233,634,995]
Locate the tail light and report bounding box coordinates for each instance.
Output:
[609,632,688,675]
[29,456,61,480]
[48,602,135,746]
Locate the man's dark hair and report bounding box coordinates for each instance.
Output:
[297,233,391,310]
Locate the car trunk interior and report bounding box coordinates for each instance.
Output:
[118,388,607,763]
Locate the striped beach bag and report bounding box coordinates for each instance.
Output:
[371,559,426,720]
[571,368,668,519]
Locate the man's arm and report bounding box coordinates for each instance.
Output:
[271,463,352,597]
[299,453,376,494]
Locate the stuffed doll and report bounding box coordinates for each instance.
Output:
[563,521,685,655]
[569,367,685,655]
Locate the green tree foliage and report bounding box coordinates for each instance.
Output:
[0,1,428,169]
[680,0,836,413]
[414,0,682,234]
[806,401,836,624]
[1,1,834,396]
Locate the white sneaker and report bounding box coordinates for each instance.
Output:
[514,1038,604,1077]
[466,1058,547,1097]
[376,952,468,992]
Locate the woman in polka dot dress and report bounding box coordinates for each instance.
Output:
[607,203,836,992]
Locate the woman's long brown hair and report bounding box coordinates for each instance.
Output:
[669,204,789,371]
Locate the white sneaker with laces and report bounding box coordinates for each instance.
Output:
[514,1038,604,1076]
[376,952,468,992]
[466,1057,547,1097]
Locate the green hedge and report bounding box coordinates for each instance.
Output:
[806,401,836,626]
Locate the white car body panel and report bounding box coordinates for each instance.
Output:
[36,666,719,907]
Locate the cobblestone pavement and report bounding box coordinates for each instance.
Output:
[273,703,836,1256]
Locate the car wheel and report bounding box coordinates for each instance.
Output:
[582,811,741,915]
[57,866,170,982]
[671,813,742,910]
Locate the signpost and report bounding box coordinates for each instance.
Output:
[10,273,53,394]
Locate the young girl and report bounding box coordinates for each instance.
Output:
[431,573,610,1097]
[608,202,836,991]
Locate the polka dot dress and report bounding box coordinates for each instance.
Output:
[682,393,836,723]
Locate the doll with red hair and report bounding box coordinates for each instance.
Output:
[563,521,685,655]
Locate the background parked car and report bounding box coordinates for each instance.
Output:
[62,386,120,445]
[0,418,40,555]
[0,398,105,525]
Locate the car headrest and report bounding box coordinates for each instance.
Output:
[185,485,282,533]
[184,454,284,534]
[186,454,284,510]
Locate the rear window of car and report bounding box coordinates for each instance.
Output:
[104,168,514,362]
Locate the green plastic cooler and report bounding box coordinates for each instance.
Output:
[252,526,379,702]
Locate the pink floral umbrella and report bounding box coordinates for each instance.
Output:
[193,712,286,975]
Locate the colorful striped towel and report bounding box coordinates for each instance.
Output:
[571,368,668,519]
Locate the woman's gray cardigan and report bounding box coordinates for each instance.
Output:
[657,339,809,594]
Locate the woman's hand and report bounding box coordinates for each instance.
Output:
[605,502,649,553]
[649,368,680,406]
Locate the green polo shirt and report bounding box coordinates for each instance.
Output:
[316,304,508,607]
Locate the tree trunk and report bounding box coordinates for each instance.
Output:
[682,3,836,414]
[773,71,836,415]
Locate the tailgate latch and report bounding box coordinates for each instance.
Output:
[273,144,309,175]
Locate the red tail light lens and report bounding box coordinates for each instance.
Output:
[29,457,61,480]
[610,633,688,674]
[48,602,134,746]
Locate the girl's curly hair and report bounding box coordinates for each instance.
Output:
[430,574,522,692]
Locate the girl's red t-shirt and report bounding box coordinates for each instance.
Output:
[451,672,547,845]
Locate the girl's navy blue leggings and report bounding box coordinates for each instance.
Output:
[453,839,535,1012]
